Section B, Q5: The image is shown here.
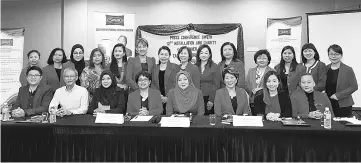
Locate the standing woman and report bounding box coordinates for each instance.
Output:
[325,44,358,117]
[69,44,86,86]
[174,46,201,89]
[195,44,221,115]
[214,67,250,116]
[166,71,204,115]
[20,50,42,86]
[126,38,156,92]
[254,71,292,118]
[218,42,245,89]
[274,46,305,96]
[89,70,126,114]
[127,71,163,115]
[80,48,105,102]
[41,48,74,91]
[245,49,274,114]
[109,43,128,90]
[301,43,327,92]
[151,46,178,114]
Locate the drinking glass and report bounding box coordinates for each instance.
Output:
[209,114,216,126]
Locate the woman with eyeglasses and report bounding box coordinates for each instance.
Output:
[325,44,358,117]
[69,44,86,86]
[127,71,162,116]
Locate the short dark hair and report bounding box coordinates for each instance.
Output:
[221,42,238,61]
[47,48,67,65]
[177,46,192,62]
[27,50,40,58]
[328,44,343,56]
[135,71,152,83]
[300,72,314,82]
[301,43,320,63]
[195,44,214,68]
[26,66,43,76]
[254,49,271,65]
[110,43,127,78]
[222,66,239,81]
[262,70,283,91]
[136,38,149,47]
[158,46,171,56]
[118,35,128,45]
[88,48,105,69]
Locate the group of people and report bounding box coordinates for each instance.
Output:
[11,38,358,121]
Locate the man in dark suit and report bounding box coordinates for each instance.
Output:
[12,66,54,117]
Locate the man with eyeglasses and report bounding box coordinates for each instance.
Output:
[11,66,54,117]
[49,67,89,116]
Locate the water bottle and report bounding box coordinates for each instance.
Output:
[49,106,57,123]
[324,107,331,129]
[2,103,10,121]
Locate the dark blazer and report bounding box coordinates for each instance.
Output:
[199,62,221,102]
[151,61,178,95]
[126,56,156,91]
[218,60,246,89]
[214,87,250,116]
[19,64,43,86]
[254,90,292,117]
[274,63,305,95]
[166,88,204,115]
[303,61,327,92]
[12,84,54,116]
[41,61,75,91]
[127,88,163,115]
[88,87,127,114]
[326,62,358,107]
[174,63,201,89]
[290,89,334,118]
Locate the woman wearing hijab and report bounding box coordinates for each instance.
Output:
[166,71,204,115]
[89,70,126,114]
[127,71,163,115]
[214,67,250,116]
[70,44,86,86]
[20,50,42,86]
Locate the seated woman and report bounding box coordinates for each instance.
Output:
[166,71,204,115]
[12,66,54,117]
[214,67,250,116]
[89,70,126,114]
[291,73,334,118]
[254,71,292,120]
[127,71,163,115]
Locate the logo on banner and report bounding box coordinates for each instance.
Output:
[278,28,291,36]
[0,39,13,46]
[106,15,124,26]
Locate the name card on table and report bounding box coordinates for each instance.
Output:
[130,115,153,122]
[95,113,124,124]
[233,116,263,127]
[160,117,190,127]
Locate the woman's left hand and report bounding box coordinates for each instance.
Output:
[139,107,149,116]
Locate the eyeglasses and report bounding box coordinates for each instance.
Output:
[138,79,149,83]
[27,74,41,78]
[64,75,76,79]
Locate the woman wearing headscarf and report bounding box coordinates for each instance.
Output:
[89,70,126,114]
[214,67,250,116]
[166,71,204,115]
[70,44,86,86]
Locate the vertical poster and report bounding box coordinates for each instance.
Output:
[0,28,24,105]
[94,12,135,64]
[266,16,302,68]
[140,29,238,65]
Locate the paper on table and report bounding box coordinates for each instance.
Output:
[233,115,263,127]
[130,115,153,121]
[345,118,361,125]
[95,113,124,124]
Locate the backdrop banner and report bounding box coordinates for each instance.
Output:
[93,12,135,63]
[136,23,244,64]
[0,28,24,106]
[266,16,302,68]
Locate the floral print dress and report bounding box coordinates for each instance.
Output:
[80,66,104,104]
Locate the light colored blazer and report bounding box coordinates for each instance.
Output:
[326,62,358,107]
[151,61,178,96]
[41,61,74,91]
[127,88,163,115]
[214,87,250,116]
[126,56,156,91]
[218,60,246,89]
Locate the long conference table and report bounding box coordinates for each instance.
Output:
[2,114,361,162]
